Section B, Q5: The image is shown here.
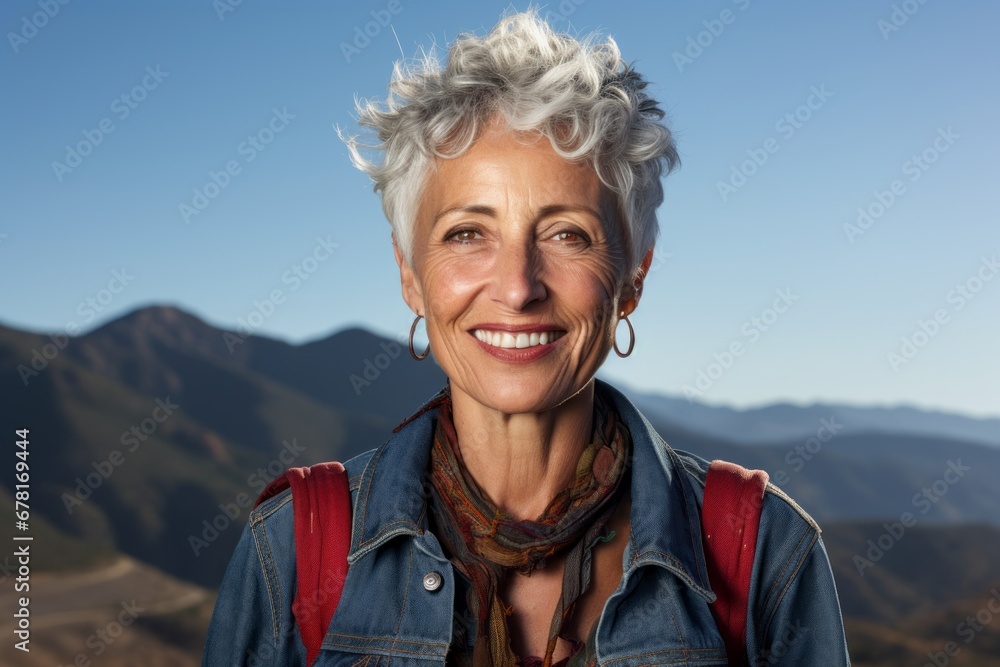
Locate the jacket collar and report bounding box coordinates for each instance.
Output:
[598,380,715,601]
[347,379,715,601]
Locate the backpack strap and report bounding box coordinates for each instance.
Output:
[254,462,352,667]
[701,459,769,667]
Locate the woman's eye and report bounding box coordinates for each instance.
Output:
[552,230,588,245]
[446,229,481,243]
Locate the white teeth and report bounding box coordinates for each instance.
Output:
[473,329,562,349]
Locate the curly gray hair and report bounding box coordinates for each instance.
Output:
[341,9,680,282]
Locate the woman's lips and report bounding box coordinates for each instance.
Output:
[472,328,565,349]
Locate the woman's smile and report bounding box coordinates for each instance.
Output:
[471,324,567,363]
[472,327,566,350]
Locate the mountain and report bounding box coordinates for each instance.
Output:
[1,303,998,666]
[0,554,215,667]
[71,303,449,428]
[2,304,998,591]
[823,522,1000,666]
[628,388,1000,448]
[649,421,1000,527]
[0,305,444,587]
[824,522,1000,622]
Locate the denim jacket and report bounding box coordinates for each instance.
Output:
[202,380,851,666]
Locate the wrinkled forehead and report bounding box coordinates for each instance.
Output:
[418,122,623,237]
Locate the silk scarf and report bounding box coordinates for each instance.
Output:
[427,386,631,667]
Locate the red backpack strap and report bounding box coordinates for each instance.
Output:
[254,462,352,667]
[701,459,769,667]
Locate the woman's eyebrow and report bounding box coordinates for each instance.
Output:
[434,203,604,225]
[537,204,604,222]
[433,204,497,225]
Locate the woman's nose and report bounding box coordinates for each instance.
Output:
[491,240,547,311]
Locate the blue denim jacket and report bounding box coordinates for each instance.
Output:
[203,380,851,666]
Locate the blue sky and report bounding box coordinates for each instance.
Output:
[2,0,998,417]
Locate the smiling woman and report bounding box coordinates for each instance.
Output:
[202,9,851,667]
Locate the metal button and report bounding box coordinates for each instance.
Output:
[423,571,443,591]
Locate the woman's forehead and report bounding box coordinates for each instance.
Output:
[423,128,608,210]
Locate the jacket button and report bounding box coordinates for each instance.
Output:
[423,571,443,592]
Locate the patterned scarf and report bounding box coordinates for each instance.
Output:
[427,386,631,667]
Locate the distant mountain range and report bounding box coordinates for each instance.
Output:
[1,305,445,587]
[628,388,999,448]
[2,303,998,665]
[3,305,997,575]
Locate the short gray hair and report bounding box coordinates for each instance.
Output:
[341,9,680,281]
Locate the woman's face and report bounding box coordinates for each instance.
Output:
[396,123,649,415]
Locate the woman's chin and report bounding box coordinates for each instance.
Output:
[454,375,589,416]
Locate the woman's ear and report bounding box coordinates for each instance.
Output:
[619,248,655,317]
[393,233,425,316]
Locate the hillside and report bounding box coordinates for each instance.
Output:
[0,309,393,586]
[824,523,1000,666]
[1,304,998,665]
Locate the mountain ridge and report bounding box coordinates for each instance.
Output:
[8,302,997,446]
[2,303,998,665]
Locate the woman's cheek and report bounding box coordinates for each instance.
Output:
[553,265,619,318]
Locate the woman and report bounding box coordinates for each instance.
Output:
[203,11,850,666]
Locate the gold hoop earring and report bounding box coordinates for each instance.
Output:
[613,313,635,358]
[408,315,430,361]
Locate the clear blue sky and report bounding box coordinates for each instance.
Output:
[2,0,998,417]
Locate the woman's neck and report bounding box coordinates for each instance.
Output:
[448,380,596,521]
